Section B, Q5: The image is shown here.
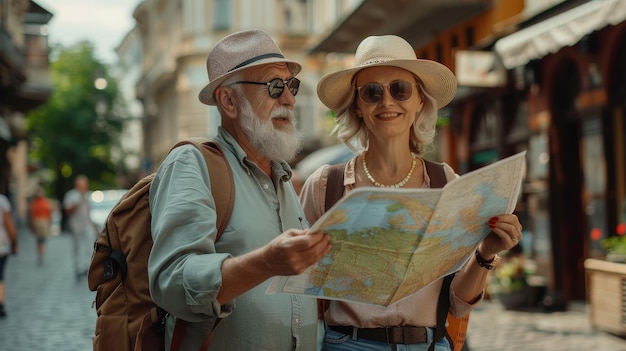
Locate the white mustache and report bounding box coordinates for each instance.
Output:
[270,107,295,121]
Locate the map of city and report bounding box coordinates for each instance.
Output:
[268,151,526,306]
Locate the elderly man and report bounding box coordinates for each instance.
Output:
[148,29,331,350]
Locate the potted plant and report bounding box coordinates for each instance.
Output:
[584,224,626,336]
[488,247,536,310]
[600,233,626,263]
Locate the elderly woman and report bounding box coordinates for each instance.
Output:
[300,35,523,351]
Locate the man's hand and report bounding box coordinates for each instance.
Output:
[217,229,331,304]
[259,229,331,276]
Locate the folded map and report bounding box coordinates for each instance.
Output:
[267,151,526,306]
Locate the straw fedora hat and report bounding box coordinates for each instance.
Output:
[198,29,302,105]
[317,35,457,111]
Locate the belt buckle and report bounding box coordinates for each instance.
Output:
[386,326,426,344]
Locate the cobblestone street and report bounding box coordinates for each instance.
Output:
[466,299,626,351]
[0,230,95,351]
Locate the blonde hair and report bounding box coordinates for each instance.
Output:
[331,74,439,157]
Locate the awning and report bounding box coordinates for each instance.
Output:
[494,0,626,69]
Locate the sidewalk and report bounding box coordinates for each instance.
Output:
[465,299,626,351]
[0,229,95,351]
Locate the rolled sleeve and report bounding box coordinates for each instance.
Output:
[450,288,484,318]
[181,252,234,317]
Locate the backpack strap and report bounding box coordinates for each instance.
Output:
[325,163,346,212]
[423,160,453,351]
[431,274,455,351]
[171,138,234,240]
[424,159,447,189]
[168,138,234,351]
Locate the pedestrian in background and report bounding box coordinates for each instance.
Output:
[148,29,331,350]
[0,193,17,317]
[63,175,95,280]
[29,186,52,266]
[300,34,523,351]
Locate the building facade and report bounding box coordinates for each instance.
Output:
[114,26,145,183]
[0,0,52,221]
[130,0,361,172]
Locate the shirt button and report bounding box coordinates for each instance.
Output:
[294,318,300,324]
[263,184,269,189]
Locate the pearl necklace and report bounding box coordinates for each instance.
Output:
[361,151,417,188]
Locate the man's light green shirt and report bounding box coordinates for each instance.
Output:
[149,127,317,350]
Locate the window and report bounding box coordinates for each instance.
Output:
[183,0,206,33]
[213,0,232,30]
[436,43,443,63]
[284,0,310,34]
[451,34,458,50]
[469,103,499,169]
[0,0,6,24]
[465,27,474,47]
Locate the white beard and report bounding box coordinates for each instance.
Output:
[239,96,302,162]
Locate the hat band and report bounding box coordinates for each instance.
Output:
[228,53,285,72]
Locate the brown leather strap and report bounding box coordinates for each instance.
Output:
[324,163,346,212]
[198,318,222,351]
[172,139,234,241]
[170,319,187,351]
[170,317,222,351]
[423,159,447,189]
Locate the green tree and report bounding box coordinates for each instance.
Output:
[27,42,128,200]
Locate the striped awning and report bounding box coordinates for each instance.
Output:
[495,0,626,69]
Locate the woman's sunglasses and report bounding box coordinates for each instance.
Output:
[230,77,300,99]
[356,80,417,104]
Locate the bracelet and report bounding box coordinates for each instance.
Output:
[475,248,499,270]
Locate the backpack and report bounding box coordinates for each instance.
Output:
[321,160,470,351]
[88,138,234,351]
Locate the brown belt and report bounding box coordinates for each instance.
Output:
[328,325,428,344]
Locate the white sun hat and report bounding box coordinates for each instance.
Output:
[317,35,457,111]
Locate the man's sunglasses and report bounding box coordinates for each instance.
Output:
[356,80,417,104]
[230,77,300,99]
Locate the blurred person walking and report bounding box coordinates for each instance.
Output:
[0,192,17,317]
[63,175,96,280]
[29,187,52,266]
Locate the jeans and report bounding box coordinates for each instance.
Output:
[72,230,91,275]
[321,326,451,351]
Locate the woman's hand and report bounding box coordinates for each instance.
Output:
[478,214,522,258]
